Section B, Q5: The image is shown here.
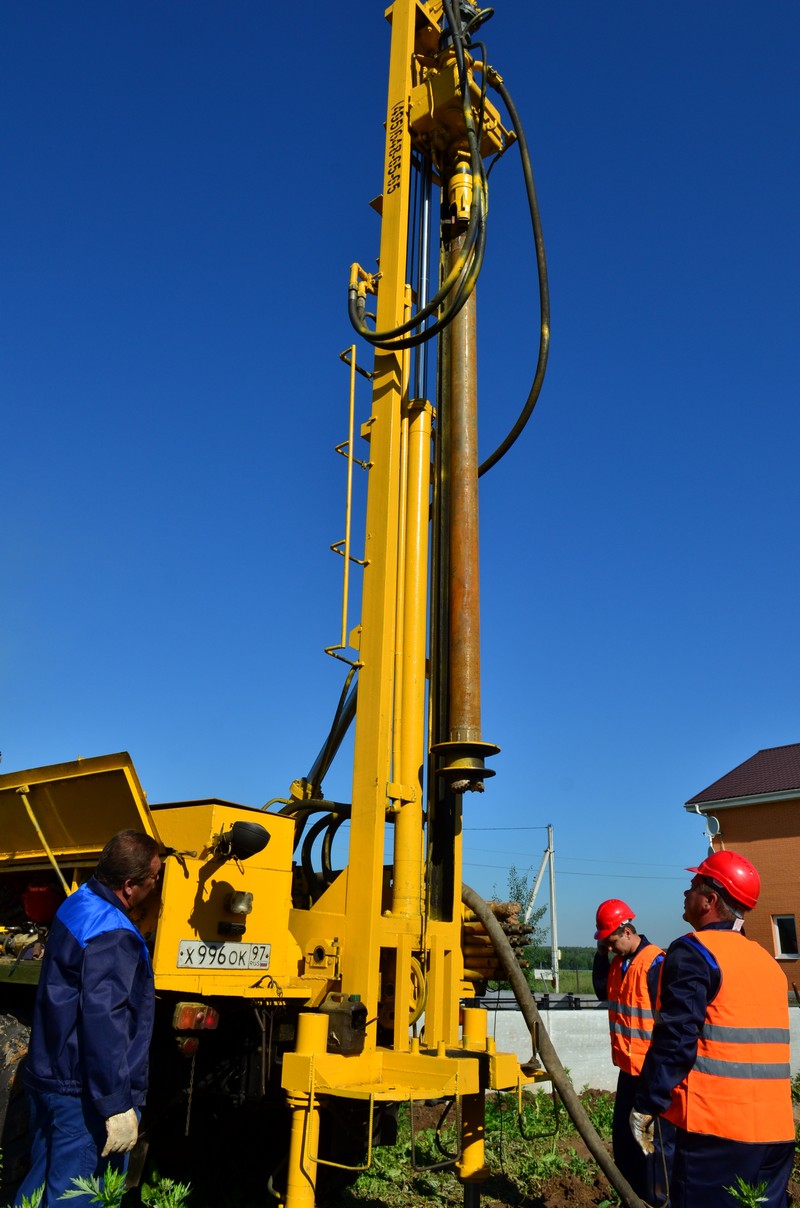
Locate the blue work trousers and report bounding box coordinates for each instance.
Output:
[670,1127,793,1208]
[13,1090,131,1207]
[613,1069,675,1207]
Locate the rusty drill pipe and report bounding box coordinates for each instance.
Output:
[432,229,498,790]
[449,230,481,746]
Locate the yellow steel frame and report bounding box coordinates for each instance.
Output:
[282,5,522,1204]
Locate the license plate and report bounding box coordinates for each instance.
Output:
[177,940,271,970]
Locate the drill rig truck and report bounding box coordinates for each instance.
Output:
[0,4,648,1206]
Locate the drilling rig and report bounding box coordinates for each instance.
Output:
[0,3,576,1206]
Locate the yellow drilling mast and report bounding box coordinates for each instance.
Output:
[0,3,554,1206]
[281,2,542,1205]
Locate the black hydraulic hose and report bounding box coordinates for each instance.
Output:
[306,669,359,796]
[275,801,341,818]
[348,0,488,351]
[275,801,351,854]
[477,72,550,477]
[461,884,648,1208]
[321,812,347,886]
[357,217,485,353]
[301,815,331,903]
[348,201,486,351]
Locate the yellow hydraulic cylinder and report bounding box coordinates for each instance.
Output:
[461,1003,488,1049]
[16,787,71,895]
[457,1007,490,1187]
[392,395,433,922]
[283,1012,329,1208]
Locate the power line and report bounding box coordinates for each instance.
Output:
[554,855,686,870]
[462,849,684,871]
[465,825,549,831]
[463,861,684,881]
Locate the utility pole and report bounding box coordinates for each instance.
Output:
[523,824,559,992]
[548,824,559,992]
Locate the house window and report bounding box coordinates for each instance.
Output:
[772,915,799,958]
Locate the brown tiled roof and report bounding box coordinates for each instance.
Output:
[686,743,800,806]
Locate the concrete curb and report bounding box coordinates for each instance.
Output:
[486,1005,800,1092]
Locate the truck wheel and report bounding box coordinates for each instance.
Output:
[0,1014,31,1193]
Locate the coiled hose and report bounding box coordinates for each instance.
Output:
[461,883,649,1208]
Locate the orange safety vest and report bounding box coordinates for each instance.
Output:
[662,929,794,1143]
[607,941,663,1075]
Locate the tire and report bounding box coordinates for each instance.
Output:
[0,1013,31,1193]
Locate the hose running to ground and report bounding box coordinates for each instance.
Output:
[461,883,649,1208]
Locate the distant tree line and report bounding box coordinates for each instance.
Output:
[529,944,597,970]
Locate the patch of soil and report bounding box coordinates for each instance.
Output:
[409,1102,454,1132]
[406,1096,616,1208]
[527,1171,610,1208]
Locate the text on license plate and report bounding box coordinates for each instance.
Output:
[177,941,271,970]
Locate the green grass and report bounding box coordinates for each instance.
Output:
[490,969,599,996]
[91,1091,614,1208]
[557,969,600,996]
[338,1088,616,1208]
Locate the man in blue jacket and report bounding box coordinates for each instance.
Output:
[15,830,161,1206]
[630,852,794,1208]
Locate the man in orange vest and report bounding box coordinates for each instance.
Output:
[631,852,794,1208]
[592,898,674,1206]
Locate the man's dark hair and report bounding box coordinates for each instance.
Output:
[95,830,160,889]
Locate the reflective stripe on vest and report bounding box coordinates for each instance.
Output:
[662,930,793,1143]
[606,942,662,1076]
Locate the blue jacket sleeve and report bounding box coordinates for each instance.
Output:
[80,928,143,1118]
[646,951,664,1011]
[592,948,610,1000]
[633,937,719,1116]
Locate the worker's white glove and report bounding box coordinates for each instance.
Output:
[629,1108,655,1155]
[102,1108,138,1156]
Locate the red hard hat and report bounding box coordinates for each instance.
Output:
[687,850,760,910]
[594,899,636,941]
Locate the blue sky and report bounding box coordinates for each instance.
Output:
[3,3,799,947]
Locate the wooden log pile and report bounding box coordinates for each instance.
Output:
[461,899,535,984]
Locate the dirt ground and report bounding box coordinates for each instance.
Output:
[488,1173,609,1208]
[497,1176,800,1208]
[407,1102,615,1208]
[408,1101,800,1208]
[480,1164,800,1208]
[482,1160,800,1208]
[490,1136,615,1208]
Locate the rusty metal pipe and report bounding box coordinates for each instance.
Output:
[449,231,481,745]
[432,230,497,791]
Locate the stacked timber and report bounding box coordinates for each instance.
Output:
[461,899,535,985]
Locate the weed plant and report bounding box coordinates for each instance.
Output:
[340,1087,616,1208]
[0,1161,191,1208]
[723,1174,769,1206]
